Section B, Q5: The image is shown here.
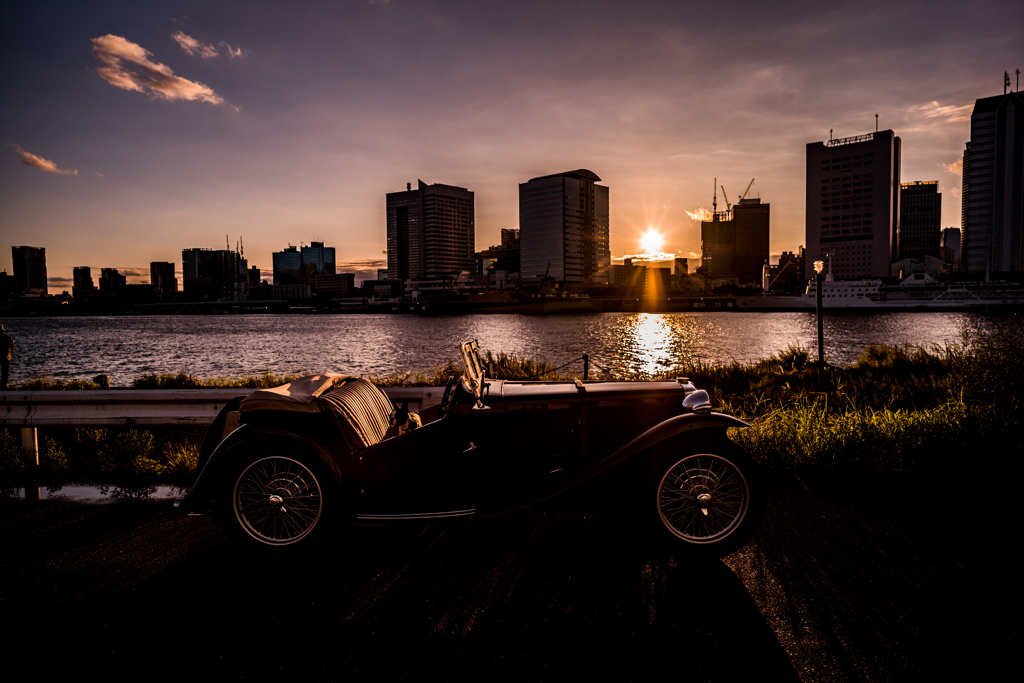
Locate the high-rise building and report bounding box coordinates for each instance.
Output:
[99,268,127,293]
[299,241,336,286]
[805,130,901,280]
[733,198,770,283]
[961,91,1023,276]
[73,266,95,299]
[520,169,610,284]
[387,180,475,281]
[150,262,178,295]
[899,181,941,261]
[182,248,238,299]
[701,212,735,277]
[12,246,47,295]
[272,246,302,285]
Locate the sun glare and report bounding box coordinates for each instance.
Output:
[640,230,663,255]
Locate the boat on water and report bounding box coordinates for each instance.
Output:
[735,271,1024,311]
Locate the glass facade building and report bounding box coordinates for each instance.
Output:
[899,181,941,262]
[519,169,610,284]
[962,92,1024,276]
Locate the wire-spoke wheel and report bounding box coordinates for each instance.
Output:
[648,439,765,558]
[232,455,324,547]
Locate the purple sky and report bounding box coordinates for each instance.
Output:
[1,0,1020,292]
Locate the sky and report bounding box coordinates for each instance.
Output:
[1,0,1020,293]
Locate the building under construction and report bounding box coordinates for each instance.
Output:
[700,180,770,285]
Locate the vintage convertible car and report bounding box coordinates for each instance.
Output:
[178,341,765,558]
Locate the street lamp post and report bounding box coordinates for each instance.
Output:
[813,260,824,390]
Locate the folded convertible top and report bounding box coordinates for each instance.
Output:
[240,373,358,413]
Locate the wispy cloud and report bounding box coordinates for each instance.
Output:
[685,207,713,221]
[91,34,224,105]
[951,188,962,200]
[8,144,78,174]
[909,101,973,122]
[941,159,963,176]
[171,31,219,59]
[219,42,244,58]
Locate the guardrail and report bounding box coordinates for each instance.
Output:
[0,387,445,464]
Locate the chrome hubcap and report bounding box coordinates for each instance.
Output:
[657,454,748,543]
[234,457,322,546]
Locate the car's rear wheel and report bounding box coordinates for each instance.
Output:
[647,437,765,559]
[226,453,329,548]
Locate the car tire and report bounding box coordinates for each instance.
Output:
[219,447,335,550]
[646,436,765,559]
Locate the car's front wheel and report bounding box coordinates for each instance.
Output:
[647,437,765,559]
[225,453,329,548]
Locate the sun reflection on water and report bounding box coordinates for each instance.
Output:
[610,313,723,377]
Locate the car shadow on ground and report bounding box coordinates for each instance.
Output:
[6,499,798,680]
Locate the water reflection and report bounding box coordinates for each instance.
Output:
[3,312,986,386]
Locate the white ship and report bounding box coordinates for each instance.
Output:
[735,270,1024,311]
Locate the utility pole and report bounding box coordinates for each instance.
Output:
[875,114,878,132]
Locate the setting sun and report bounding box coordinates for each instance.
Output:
[640,230,663,254]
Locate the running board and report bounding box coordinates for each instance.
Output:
[356,509,476,521]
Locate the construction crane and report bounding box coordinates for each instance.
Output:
[720,185,732,211]
[739,178,755,201]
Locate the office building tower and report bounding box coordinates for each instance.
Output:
[182,248,238,299]
[520,169,610,284]
[899,181,942,261]
[300,241,336,286]
[150,262,178,295]
[12,246,48,295]
[73,266,95,299]
[961,91,1024,276]
[942,227,961,265]
[99,268,127,293]
[733,198,770,283]
[387,180,475,280]
[701,212,735,277]
[272,246,302,285]
[805,130,901,280]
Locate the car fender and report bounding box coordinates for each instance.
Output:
[478,412,749,517]
[177,422,345,513]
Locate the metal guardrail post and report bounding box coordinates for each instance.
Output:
[21,427,38,466]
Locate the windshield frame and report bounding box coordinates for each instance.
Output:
[459,339,485,399]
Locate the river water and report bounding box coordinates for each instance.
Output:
[3,311,986,387]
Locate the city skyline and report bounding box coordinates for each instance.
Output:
[1,1,1018,293]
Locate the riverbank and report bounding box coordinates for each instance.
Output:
[2,315,1020,484]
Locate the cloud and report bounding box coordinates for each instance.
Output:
[685,207,713,221]
[941,159,963,176]
[171,31,219,59]
[219,42,244,58]
[951,188,961,200]
[909,101,973,122]
[8,144,78,174]
[91,34,224,105]
[48,276,73,287]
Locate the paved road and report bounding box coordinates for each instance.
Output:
[2,472,1017,681]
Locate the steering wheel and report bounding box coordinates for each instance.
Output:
[438,375,460,418]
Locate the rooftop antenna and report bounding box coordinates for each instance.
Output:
[226,234,229,250]
[712,177,717,214]
[1005,71,1010,95]
[240,236,244,257]
[830,128,833,142]
[875,114,878,132]
[1017,68,1020,92]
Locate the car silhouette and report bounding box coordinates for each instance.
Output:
[178,340,765,558]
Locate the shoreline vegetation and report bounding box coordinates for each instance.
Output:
[3,316,1020,486]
